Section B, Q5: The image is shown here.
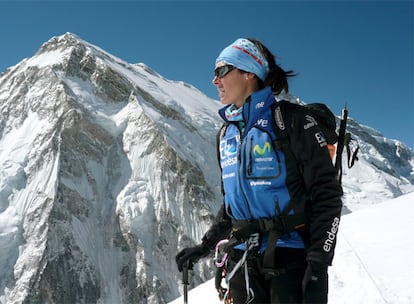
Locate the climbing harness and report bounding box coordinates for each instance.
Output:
[215,233,260,304]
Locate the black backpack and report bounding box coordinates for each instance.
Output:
[272,100,359,184]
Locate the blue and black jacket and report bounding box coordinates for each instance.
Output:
[202,86,343,266]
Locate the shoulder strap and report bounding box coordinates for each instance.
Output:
[272,101,309,218]
[272,101,302,175]
[216,122,229,165]
[216,122,229,196]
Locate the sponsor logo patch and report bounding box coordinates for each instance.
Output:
[257,118,268,128]
[304,115,318,130]
[253,142,271,156]
[315,131,327,147]
[250,180,272,187]
[323,217,340,252]
[256,101,265,109]
[220,136,238,159]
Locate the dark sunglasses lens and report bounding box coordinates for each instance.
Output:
[214,65,234,78]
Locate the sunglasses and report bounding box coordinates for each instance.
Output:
[214,65,236,78]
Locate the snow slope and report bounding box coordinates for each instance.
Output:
[170,192,414,304]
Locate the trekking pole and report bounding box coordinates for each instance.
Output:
[182,261,189,304]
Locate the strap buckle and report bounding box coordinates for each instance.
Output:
[246,233,260,249]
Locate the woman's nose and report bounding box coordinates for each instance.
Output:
[212,75,220,86]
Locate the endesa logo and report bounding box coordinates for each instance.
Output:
[220,135,239,168]
[220,136,238,159]
[323,217,340,252]
[221,157,237,168]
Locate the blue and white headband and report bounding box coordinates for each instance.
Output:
[216,38,269,81]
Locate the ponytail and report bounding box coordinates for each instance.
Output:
[248,38,296,95]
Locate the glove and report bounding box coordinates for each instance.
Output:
[302,261,328,304]
[175,244,210,272]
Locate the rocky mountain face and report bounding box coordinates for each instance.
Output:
[0,33,413,304]
[0,33,221,304]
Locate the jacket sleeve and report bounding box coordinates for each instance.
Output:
[201,204,232,250]
[288,107,343,266]
[200,123,233,250]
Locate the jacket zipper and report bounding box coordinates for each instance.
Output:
[235,124,254,218]
[248,137,253,176]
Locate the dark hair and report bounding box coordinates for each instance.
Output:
[248,38,296,94]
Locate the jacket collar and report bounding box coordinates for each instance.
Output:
[218,86,274,123]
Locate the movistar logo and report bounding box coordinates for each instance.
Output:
[253,142,271,156]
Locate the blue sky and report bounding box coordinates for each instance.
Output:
[1,1,413,148]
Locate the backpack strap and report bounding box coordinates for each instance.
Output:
[216,122,229,196]
[256,101,308,274]
[216,122,229,165]
[272,101,305,177]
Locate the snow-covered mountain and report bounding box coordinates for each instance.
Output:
[0,33,413,304]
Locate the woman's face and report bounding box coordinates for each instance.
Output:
[212,61,253,108]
